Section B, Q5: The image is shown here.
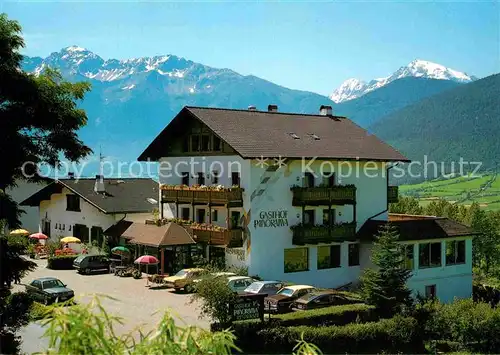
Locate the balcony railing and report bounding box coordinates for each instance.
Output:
[291,185,356,206]
[388,186,399,203]
[192,227,243,247]
[161,186,243,206]
[291,222,357,245]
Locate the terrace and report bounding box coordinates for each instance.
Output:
[160,185,244,207]
[291,185,357,206]
[290,222,357,245]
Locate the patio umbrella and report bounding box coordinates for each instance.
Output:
[134,255,159,286]
[29,232,48,240]
[111,246,130,265]
[60,236,81,244]
[10,229,30,236]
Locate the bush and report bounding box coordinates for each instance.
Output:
[254,315,424,354]
[191,274,237,324]
[30,302,53,321]
[424,298,500,353]
[47,255,77,270]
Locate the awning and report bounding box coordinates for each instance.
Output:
[105,221,196,248]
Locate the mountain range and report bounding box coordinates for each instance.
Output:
[330,59,476,103]
[22,46,497,177]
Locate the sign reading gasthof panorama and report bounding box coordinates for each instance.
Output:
[232,298,261,321]
[254,210,288,228]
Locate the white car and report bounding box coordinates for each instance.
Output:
[227,276,254,293]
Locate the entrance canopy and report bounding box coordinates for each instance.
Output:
[105,221,196,248]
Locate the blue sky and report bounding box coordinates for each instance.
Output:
[2,1,499,95]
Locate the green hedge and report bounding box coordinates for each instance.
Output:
[253,315,425,354]
[47,255,77,270]
[274,303,376,326]
[30,302,53,321]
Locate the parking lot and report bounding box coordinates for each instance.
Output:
[17,260,209,353]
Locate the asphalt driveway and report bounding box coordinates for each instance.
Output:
[16,260,209,354]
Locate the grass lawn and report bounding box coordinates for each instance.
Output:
[400,174,500,211]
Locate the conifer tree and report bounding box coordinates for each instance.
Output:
[361,224,413,317]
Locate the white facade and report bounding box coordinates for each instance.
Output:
[38,187,152,245]
[156,153,473,302]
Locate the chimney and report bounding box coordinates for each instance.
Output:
[319,105,333,116]
[248,105,256,111]
[268,104,278,112]
[68,172,75,179]
[94,175,105,193]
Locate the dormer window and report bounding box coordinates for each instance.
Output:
[289,133,300,139]
[309,133,320,140]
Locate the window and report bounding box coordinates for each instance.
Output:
[182,137,189,152]
[419,242,442,268]
[303,172,315,187]
[303,210,315,225]
[212,171,219,184]
[212,209,218,222]
[181,208,190,221]
[197,172,205,185]
[91,226,104,248]
[201,135,210,151]
[284,248,309,273]
[66,194,80,212]
[181,172,189,186]
[191,135,200,152]
[323,172,335,187]
[196,209,206,223]
[213,136,222,151]
[446,240,466,265]
[402,244,414,270]
[31,280,42,289]
[231,172,240,187]
[317,245,341,269]
[425,285,437,299]
[348,243,360,266]
[322,209,335,226]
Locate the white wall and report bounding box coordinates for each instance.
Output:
[246,160,386,287]
[39,187,152,245]
[225,248,246,270]
[406,238,473,303]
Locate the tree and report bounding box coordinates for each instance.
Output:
[0,13,92,353]
[191,275,237,325]
[389,196,424,215]
[0,13,92,228]
[361,224,413,317]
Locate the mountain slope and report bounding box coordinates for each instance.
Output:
[370,74,500,172]
[334,77,461,127]
[330,59,475,103]
[23,46,333,163]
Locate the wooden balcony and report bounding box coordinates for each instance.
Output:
[388,186,399,203]
[291,222,357,245]
[161,187,243,207]
[192,227,243,247]
[291,185,356,206]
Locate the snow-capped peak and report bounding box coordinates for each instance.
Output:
[65,45,87,53]
[330,59,475,103]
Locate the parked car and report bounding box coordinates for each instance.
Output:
[227,276,255,294]
[291,290,360,310]
[188,271,237,293]
[164,268,206,292]
[73,254,110,274]
[265,285,314,313]
[25,277,74,305]
[244,281,284,296]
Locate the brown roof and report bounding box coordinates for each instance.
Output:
[138,106,409,162]
[120,222,196,247]
[20,178,158,214]
[357,217,478,242]
[104,220,133,237]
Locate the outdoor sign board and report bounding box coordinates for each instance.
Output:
[229,293,267,322]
